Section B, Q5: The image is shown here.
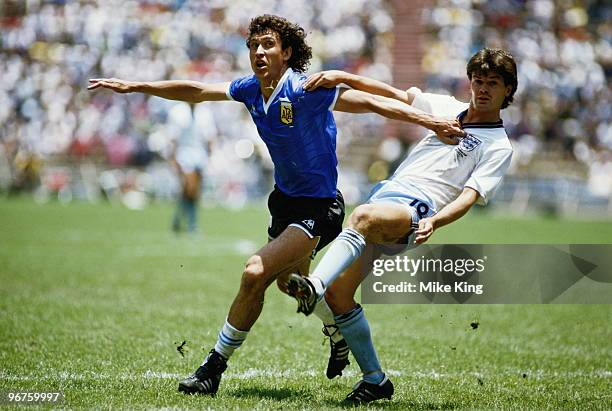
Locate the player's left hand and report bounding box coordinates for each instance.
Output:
[303,70,346,91]
[414,218,435,244]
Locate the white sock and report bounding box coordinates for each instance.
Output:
[312,297,344,343]
[311,228,366,292]
[212,318,248,361]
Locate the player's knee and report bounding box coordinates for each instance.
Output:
[241,255,267,291]
[183,174,201,200]
[324,283,356,315]
[348,205,376,236]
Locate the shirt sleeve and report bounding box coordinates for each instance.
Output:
[410,90,468,118]
[227,75,254,103]
[302,85,340,114]
[465,147,513,206]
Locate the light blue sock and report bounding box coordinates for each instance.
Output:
[310,228,366,295]
[335,305,385,384]
[212,319,248,361]
[184,199,197,232]
[172,198,185,231]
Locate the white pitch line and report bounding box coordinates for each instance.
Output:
[1,369,610,382]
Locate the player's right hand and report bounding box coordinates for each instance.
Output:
[87,78,134,93]
[303,70,347,91]
[432,119,465,145]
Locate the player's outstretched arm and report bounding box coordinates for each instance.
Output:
[87,78,230,103]
[304,70,413,103]
[334,89,464,141]
[415,188,480,244]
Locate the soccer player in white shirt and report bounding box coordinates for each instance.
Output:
[288,48,518,404]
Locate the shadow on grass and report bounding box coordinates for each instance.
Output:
[322,398,461,409]
[178,385,461,409]
[228,386,309,401]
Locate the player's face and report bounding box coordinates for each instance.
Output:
[469,72,512,113]
[248,31,291,84]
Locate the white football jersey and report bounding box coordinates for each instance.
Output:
[371,91,513,213]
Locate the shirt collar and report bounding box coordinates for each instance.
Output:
[262,67,293,114]
[457,109,504,128]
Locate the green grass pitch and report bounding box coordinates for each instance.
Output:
[0,198,610,409]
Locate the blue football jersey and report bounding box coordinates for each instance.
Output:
[226,68,340,198]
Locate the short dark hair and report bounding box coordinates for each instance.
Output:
[467,48,518,109]
[246,14,312,73]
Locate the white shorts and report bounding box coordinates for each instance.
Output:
[366,179,436,254]
[176,147,206,174]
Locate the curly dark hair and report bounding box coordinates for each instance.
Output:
[246,14,312,73]
[467,48,518,109]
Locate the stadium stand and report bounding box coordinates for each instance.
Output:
[0,0,609,215]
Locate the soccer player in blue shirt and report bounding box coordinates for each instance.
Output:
[88,14,464,397]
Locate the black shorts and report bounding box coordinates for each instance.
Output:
[267,186,345,257]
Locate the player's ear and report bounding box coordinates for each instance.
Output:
[282,46,292,63]
[504,84,512,97]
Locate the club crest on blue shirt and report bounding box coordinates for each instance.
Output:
[457,134,482,157]
[280,99,293,125]
[302,219,315,230]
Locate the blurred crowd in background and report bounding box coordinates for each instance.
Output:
[421,0,611,213]
[0,0,391,207]
[0,0,610,215]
